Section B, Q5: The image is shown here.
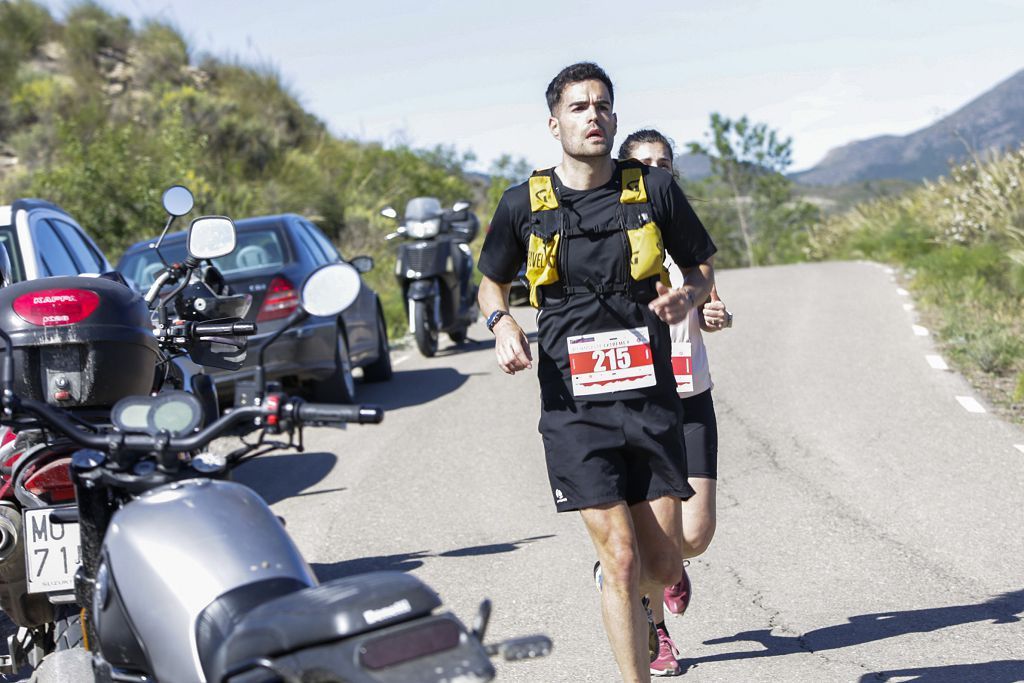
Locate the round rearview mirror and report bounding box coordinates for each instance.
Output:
[380,206,398,220]
[452,201,471,212]
[188,216,237,261]
[162,185,195,217]
[301,263,361,317]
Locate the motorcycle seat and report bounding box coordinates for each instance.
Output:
[209,571,441,682]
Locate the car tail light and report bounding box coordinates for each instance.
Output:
[24,457,75,504]
[13,289,100,326]
[257,276,298,322]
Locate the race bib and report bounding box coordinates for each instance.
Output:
[671,342,693,394]
[567,327,657,397]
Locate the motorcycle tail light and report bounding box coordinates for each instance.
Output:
[359,618,461,670]
[257,276,299,322]
[24,457,75,504]
[13,288,100,326]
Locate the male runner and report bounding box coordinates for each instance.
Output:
[477,62,716,682]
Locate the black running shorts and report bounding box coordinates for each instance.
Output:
[538,395,695,513]
[680,389,718,479]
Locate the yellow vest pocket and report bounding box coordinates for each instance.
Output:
[627,222,664,282]
[526,233,561,307]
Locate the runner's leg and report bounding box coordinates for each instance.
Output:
[681,477,717,558]
[632,495,684,597]
[580,502,652,683]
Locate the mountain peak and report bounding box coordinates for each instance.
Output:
[793,68,1024,186]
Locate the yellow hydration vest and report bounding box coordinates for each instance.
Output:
[524,161,670,308]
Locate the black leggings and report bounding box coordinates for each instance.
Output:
[680,389,718,479]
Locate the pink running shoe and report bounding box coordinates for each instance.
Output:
[650,626,682,676]
[663,561,692,615]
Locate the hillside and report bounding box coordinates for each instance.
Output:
[793,68,1024,185]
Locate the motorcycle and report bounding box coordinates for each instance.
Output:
[2,214,550,682]
[382,198,480,357]
[0,186,255,677]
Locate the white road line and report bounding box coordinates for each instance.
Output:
[912,325,929,336]
[896,287,909,296]
[884,267,895,275]
[1015,445,1024,454]
[903,303,914,311]
[955,396,986,414]
[393,354,410,367]
[926,355,948,370]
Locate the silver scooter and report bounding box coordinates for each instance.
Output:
[1,217,549,682]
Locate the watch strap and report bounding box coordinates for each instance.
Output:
[486,309,509,333]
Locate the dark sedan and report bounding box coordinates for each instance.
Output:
[117,213,391,402]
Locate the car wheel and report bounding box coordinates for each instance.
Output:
[413,300,438,357]
[313,327,356,403]
[362,310,392,382]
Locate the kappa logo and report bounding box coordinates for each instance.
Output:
[554,489,567,504]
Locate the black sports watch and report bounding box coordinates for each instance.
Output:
[486,309,509,333]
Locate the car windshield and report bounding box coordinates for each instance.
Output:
[0,227,25,283]
[119,228,287,288]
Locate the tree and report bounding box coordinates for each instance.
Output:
[689,113,804,267]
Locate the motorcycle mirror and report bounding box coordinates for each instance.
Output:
[452,200,471,212]
[162,185,195,217]
[187,216,237,261]
[300,263,361,317]
[380,206,398,220]
[350,255,374,274]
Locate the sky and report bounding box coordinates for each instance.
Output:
[44,0,1024,173]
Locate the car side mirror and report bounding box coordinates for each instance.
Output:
[452,201,471,212]
[188,216,237,261]
[380,207,398,220]
[350,255,374,274]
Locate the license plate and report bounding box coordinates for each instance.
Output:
[24,507,81,593]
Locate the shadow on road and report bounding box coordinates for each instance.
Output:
[356,367,480,410]
[234,451,340,505]
[438,534,556,558]
[312,536,556,581]
[313,551,432,581]
[858,660,1024,682]
[687,589,1024,672]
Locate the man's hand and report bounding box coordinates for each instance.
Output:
[648,281,694,325]
[494,317,533,374]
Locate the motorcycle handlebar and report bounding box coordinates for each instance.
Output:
[293,402,384,425]
[15,399,265,453]
[192,321,257,337]
[12,395,384,456]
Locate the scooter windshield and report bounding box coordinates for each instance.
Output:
[404,197,443,222]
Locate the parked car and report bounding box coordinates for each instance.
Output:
[116,213,392,402]
[0,198,113,282]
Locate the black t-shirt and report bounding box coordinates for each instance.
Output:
[479,163,715,284]
[479,162,716,403]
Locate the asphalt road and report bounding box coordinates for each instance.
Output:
[233,260,1024,682]
[5,260,1022,682]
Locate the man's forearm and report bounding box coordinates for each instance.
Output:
[478,276,512,319]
